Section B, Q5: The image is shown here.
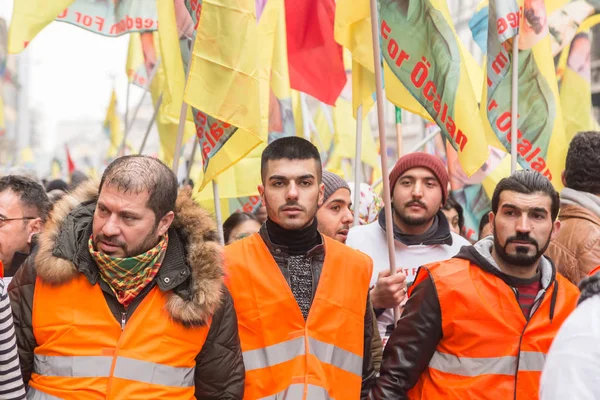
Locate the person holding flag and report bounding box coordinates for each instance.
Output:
[370,170,579,399]
[347,153,470,347]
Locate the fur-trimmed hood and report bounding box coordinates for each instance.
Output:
[35,180,224,326]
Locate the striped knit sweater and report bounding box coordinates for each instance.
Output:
[0,279,25,399]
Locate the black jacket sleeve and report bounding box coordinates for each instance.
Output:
[369,272,442,400]
[361,294,377,399]
[194,287,245,399]
[7,256,37,386]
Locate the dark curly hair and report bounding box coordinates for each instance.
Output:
[564,131,600,194]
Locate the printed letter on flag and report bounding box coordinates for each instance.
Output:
[184,0,278,189]
[378,0,489,176]
[482,0,569,187]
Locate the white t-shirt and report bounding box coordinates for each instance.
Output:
[346,221,470,346]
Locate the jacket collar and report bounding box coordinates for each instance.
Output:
[34,180,224,327]
[560,188,600,220]
[464,237,554,289]
[259,224,325,261]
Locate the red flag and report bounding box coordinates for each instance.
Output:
[285,0,346,105]
[65,145,76,175]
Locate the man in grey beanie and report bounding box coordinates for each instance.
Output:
[316,171,385,372]
[316,171,354,244]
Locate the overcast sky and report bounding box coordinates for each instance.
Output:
[1,1,146,148]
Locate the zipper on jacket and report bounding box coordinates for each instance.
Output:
[121,311,127,330]
[513,290,547,400]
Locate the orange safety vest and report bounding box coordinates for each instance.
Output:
[29,274,211,399]
[407,258,579,400]
[225,233,372,399]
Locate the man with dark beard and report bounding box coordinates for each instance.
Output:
[370,170,579,399]
[347,153,470,347]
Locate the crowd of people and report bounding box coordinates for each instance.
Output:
[0,132,599,398]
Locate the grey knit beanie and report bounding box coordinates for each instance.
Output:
[321,171,351,205]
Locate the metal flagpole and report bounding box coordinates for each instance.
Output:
[369,0,400,324]
[510,36,519,173]
[118,58,162,157]
[353,105,363,226]
[138,93,163,154]
[213,181,225,245]
[185,135,199,182]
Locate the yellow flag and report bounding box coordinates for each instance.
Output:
[313,99,381,179]
[334,0,376,118]
[378,0,488,176]
[51,159,62,179]
[126,32,147,86]
[557,15,600,139]
[19,147,34,166]
[8,0,75,53]
[128,29,195,166]
[155,0,194,125]
[103,90,123,159]
[183,0,280,189]
[268,2,296,142]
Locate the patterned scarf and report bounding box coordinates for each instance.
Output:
[88,234,169,307]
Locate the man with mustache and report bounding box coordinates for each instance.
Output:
[370,170,579,399]
[225,137,376,399]
[347,153,470,347]
[8,155,244,398]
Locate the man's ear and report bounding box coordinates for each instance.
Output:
[258,184,265,205]
[551,219,561,241]
[488,211,495,235]
[157,211,175,237]
[28,218,44,244]
[317,183,325,207]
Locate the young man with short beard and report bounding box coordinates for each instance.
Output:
[347,153,470,346]
[370,170,579,399]
[9,155,244,398]
[225,137,376,399]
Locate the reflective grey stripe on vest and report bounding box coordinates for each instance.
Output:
[243,336,362,377]
[113,356,195,387]
[34,354,113,377]
[26,387,62,400]
[243,337,305,372]
[308,337,362,376]
[429,351,547,377]
[259,383,332,400]
[33,354,195,387]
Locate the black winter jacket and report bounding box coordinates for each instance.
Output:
[8,182,244,399]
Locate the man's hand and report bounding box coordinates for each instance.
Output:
[370,270,407,309]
